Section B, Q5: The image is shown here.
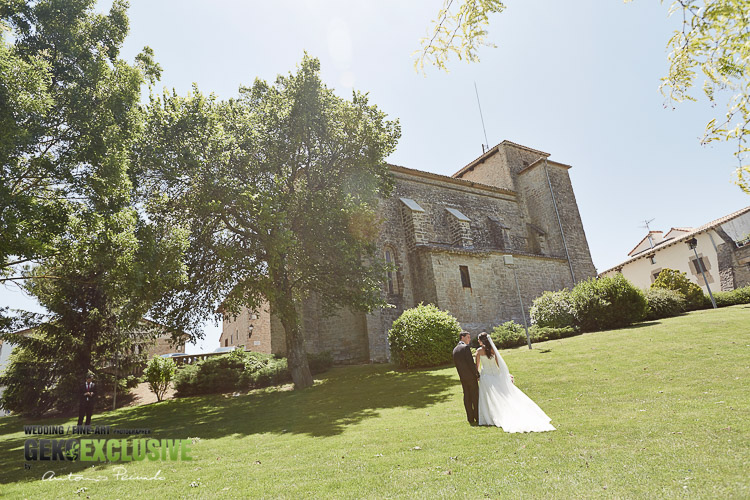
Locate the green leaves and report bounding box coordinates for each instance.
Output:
[138,56,400,386]
[415,0,506,74]
[660,0,750,190]
[145,355,176,402]
[388,304,462,368]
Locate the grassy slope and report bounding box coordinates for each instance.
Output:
[0,305,748,499]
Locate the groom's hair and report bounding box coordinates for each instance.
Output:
[459,331,470,341]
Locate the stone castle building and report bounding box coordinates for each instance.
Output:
[222,141,597,362]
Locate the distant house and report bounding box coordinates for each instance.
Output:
[218,300,280,354]
[600,206,750,292]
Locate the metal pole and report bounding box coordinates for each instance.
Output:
[692,248,717,309]
[512,267,532,349]
[112,354,117,411]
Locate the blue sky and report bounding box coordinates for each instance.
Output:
[3,0,749,353]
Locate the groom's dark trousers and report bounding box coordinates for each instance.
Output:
[453,341,480,424]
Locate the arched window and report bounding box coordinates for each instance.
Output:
[384,246,399,295]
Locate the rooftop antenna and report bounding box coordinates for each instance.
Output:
[474,82,490,154]
[639,218,656,248]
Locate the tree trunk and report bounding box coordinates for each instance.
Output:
[281,314,313,389]
[275,284,313,389]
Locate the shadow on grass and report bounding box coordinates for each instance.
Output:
[0,364,456,484]
[622,321,663,330]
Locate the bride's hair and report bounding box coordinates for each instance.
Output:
[478,332,494,359]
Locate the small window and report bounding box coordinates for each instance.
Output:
[652,271,661,282]
[384,246,398,295]
[224,339,228,347]
[692,257,707,273]
[459,266,472,288]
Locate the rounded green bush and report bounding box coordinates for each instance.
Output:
[651,269,709,311]
[388,304,462,368]
[491,321,527,349]
[645,287,686,320]
[530,289,574,328]
[570,274,647,332]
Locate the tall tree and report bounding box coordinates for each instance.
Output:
[137,56,400,389]
[1,211,187,416]
[0,0,161,285]
[0,0,187,416]
[417,0,750,190]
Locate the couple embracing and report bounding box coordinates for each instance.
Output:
[453,331,555,432]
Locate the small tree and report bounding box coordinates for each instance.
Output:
[145,356,176,402]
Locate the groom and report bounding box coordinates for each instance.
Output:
[453,331,480,425]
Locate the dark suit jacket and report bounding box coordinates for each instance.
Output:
[452,341,479,382]
[80,382,96,404]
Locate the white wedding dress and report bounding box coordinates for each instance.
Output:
[477,345,556,432]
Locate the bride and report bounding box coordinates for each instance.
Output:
[475,332,556,432]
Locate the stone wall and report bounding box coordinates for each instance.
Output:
[298,294,370,363]
[143,335,185,358]
[424,250,572,333]
[220,301,273,353]
[455,142,597,282]
[733,245,750,288]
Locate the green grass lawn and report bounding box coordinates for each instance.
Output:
[1,305,748,499]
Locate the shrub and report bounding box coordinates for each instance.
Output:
[529,326,578,343]
[173,354,245,397]
[241,357,291,388]
[570,274,648,332]
[174,350,334,397]
[487,323,578,349]
[714,285,750,307]
[173,364,201,397]
[388,304,462,368]
[651,269,710,311]
[307,351,334,374]
[644,288,686,320]
[529,290,574,328]
[492,321,528,349]
[144,356,176,402]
